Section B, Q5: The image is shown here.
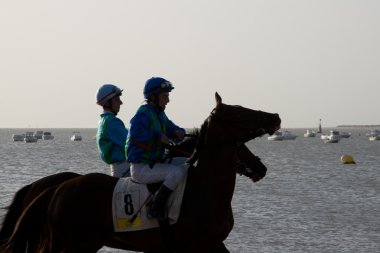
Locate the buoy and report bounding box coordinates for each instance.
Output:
[341,154,356,164]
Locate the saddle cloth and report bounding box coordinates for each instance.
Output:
[112,171,188,232]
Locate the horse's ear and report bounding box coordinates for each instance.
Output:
[215,92,222,109]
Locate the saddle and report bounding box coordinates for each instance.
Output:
[111,169,187,232]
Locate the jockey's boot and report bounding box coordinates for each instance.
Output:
[147,184,172,220]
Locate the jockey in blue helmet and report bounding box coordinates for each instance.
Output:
[126,77,187,220]
[143,77,174,111]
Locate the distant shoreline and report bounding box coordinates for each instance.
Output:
[337,125,380,128]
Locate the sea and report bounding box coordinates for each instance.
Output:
[0,128,379,253]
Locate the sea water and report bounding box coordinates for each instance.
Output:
[0,128,379,253]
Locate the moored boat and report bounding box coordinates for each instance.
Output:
[24,132,38,143]
[71,132,82,141]
[324,130,340,143]
[304,129,316,137]
[268,131,283,141]
[268,130,297,141]
[12,134,24,142]
[42,132,54,140]
[34,131,43,139]
[339,131,351,138]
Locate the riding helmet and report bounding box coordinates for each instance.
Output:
[143,77,174,99]
[96,84,123,106]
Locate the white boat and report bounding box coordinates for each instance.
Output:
[324,130,340,143]
[33,131,43,139]
[268,131,283,141]
[24,132,38,143]
[304,129,316,137]
[369,135,380,141]
[71,132,82,141]
[320,134,329,140]
[12,134,24,142]
[268,130,297,141]
[42,132,54,140]
[367,129,380,141]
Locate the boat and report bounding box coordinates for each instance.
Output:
[12,134,24,142]
[320,134,329,140]
[33,131,43,139]
[282,130,297,140]
[268,130,297,141]
[366,129,380,137]
[339,131,351,138]
[324,137,339,143]
[369,135,380,141]
[70,132,82,141]
[268,131,283,141]
[324,130,340,143]
[24,132,38,143]
[42,132,54,140]
[367,129,380,141]
[304,129,316,137]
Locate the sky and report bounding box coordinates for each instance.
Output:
[1,0,379,129]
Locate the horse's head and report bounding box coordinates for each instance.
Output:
[205,92,281,145]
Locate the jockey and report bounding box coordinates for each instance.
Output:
[126,77,187,220]
[96,84,130,178]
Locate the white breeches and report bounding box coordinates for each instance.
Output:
[130,162,188,190]
[110,160,131,178]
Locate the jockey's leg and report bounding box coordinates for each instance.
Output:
[147,184,172,220]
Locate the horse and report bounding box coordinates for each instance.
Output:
[0,172,82,251]
[0,92,281,253]
[0,128,268,249]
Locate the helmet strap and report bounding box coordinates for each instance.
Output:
[148,94,164,111]
[103,100,118,115]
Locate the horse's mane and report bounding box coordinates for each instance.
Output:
[186,119,209,165]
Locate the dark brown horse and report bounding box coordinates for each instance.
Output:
[1,93,281,253]
[0,172,81,248]
[0,131,266,248]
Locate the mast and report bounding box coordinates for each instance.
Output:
[317,119,322,133]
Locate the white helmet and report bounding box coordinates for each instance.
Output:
[96,84,123,106]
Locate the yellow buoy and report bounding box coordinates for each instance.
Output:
[341,154,356,164]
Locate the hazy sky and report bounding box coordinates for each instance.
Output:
[1,0,379,129]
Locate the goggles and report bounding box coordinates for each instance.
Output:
[160,81,173,89]
[144,81,174,97]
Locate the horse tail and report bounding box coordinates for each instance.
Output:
[0,186,57,253]
[0,172,80,247]
[0,184,31,244]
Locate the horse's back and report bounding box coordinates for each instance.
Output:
[28,172,81,200]
[48,173,119,242]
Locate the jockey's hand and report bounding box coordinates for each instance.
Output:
[174,130,185,141]
[161,134,170,145]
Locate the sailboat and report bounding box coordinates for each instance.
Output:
[317,119,322,133]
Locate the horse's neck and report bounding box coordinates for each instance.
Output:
[194,146,237,203]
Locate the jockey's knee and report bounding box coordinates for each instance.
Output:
[165,165,187,190]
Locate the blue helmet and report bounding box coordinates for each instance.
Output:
[96,84,123,106]
[143,77,174,99]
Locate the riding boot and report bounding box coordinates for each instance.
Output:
[147,185,172,220]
